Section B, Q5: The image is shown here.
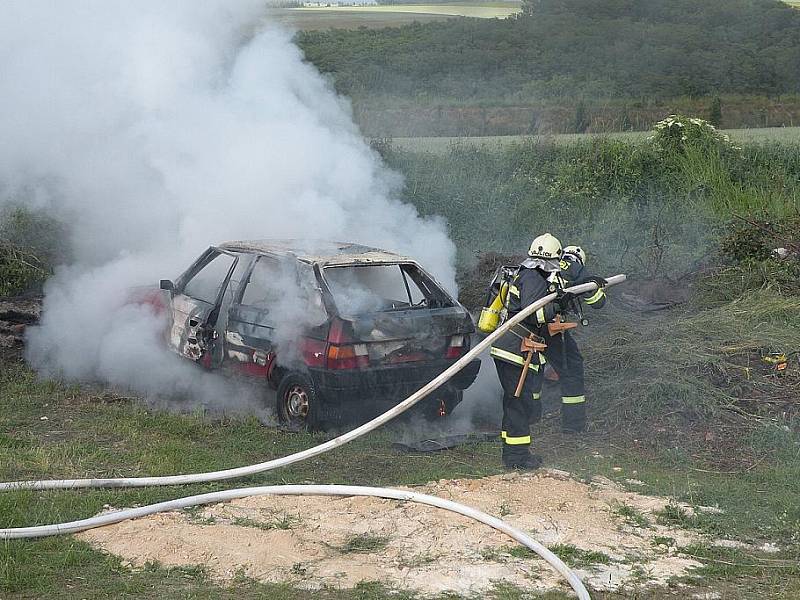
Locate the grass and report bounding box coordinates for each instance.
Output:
[548,544,612,568]
[483,543,612,567]
[231,513,300,531]
[653,504,700,529]
[388,126,800,154]
[338,533,391,554]
[613,503,651,529]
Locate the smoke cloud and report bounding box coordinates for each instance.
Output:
[0,1,457,413]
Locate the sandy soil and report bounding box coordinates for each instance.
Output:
[78,469,710,596]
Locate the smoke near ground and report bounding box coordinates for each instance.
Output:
[0,1,457,412]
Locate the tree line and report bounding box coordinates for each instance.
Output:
[296,0,800,104]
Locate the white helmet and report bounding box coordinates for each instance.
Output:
[528,233,562,259]
[563,245,586,264]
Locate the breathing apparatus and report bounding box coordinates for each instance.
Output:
[477,264,518,333]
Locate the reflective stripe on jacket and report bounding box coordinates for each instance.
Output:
[559,255,606,309]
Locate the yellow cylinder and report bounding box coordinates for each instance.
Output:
[477,282,508,333]
[499,281,509,305]
[477,307,500,333]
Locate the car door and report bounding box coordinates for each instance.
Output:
[166,247,240,362]
[225,256,284,367]
[225,256,328,372]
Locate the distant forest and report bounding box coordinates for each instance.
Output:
[297,0,800,103]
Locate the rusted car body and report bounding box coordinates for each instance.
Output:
[157,240,480,429]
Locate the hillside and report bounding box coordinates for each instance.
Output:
[299,0,800,101]
[298,0,800,134]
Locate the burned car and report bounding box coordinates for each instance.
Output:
[157,240,480,429]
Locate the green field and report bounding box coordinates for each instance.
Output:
[266,7,453,29]
[268,1,520,29]
[387,126,800,153]
[292,2,520,18]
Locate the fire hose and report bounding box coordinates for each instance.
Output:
[0,275,625,599]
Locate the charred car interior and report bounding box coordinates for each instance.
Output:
[157,240,480,429]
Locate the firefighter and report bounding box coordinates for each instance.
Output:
[489,232,564,469]
[528,244,607,431]
[560,245,607,309]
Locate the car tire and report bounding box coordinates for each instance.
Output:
[276,371,322,431]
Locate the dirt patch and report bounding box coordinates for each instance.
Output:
[79,470,709,595]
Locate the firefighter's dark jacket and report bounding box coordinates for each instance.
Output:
[560,255,606,309]
[489,267,556,369]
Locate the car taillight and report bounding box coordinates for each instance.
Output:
[302,319,371,370]
[327,343,369,370]
[323,318,369,369]
[445,335,468,359]
[327,318,353,344]
[301,337,327,368]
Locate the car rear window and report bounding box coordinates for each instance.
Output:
[322,264,451,315]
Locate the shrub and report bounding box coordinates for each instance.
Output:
[0,206,65,297]
[649,115,739,156]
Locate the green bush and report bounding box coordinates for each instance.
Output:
[649,115,739,156]
[0,206,64,297]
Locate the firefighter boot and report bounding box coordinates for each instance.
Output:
[561,398,586,433]
[502,450,543,471]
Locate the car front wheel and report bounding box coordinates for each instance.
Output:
[276,372,322,431]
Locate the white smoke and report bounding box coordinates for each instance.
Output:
[0,1,456,411]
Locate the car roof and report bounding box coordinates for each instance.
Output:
[218,239,415,267]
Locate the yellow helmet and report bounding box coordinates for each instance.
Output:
[563,245,586,264]
[528,233,562,259]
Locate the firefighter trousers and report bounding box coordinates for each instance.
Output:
[494,359,541,464]
[525,330,586,432]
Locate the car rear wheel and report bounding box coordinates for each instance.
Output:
[276,372,322,431]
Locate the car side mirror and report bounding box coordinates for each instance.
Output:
[160,279,174,292]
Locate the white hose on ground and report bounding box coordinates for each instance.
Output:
[0,275,625,492]
[0,484,591,600]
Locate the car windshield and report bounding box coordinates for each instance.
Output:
[323,263,449,315]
